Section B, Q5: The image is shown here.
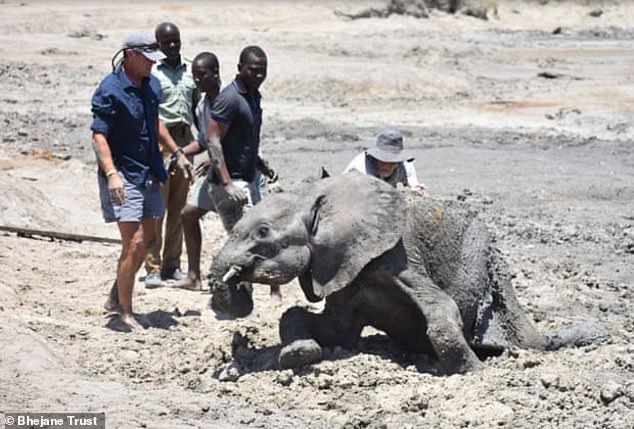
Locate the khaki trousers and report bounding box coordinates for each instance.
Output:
[145,124,193,275]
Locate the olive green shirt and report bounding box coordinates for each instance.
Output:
[152,57,199,127]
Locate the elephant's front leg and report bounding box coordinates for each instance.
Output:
[398,271,483,374]
[278,305,363,369]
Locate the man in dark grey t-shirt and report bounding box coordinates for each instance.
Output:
[204,45,268,225]
[202,45,281,300]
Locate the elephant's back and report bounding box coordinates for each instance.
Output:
[404,195,483,250]
[403,195,492,329]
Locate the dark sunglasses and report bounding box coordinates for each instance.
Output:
[111,43,160,70]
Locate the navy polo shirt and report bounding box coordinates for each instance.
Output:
[209,77,261,184]
[90,65,167,188]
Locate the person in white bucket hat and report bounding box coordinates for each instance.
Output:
[344,128,428,195]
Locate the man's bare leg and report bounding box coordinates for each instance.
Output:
[114,219,156,330]
[104,279,120,312]
[170,205,207,291]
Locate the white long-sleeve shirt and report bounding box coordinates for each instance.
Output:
[343,152,420,188]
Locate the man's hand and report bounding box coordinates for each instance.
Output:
[223,182,248,205]
[257,157,278,184]
[265,166,278,184]
[175,153,194,182]
[170,148,194,182]
[107,173,127,205]
[409,184,430,198]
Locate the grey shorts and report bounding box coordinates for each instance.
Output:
[187,176,216,212]
[98,172,165,223]
[187,176,261,232]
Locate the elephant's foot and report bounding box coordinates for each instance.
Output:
[440,336,485,374]
[428,326,484,374]
[279,339,322,369]
[443,350,484,374]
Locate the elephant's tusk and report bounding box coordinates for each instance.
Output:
[222,265,242,282]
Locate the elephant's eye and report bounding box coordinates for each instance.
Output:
[255,225,270,239]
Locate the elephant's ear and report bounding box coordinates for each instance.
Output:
[302,172,406,299]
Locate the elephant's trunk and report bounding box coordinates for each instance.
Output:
[208,253,254,319]
[209,277,254,319]
[208,243,252,286]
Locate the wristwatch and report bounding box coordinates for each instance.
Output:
[171,147,185,160]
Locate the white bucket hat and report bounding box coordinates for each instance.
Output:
[366,128,409,163]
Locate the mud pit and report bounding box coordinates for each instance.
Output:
[0,1,632,428]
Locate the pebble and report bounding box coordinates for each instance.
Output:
[119,349,139,362]
[401,394,429,412]
[540,374,559,389]
[53,152,71,161]
[600,381,622,404]
[217,362,241,382]
[520,357,542,369]
[317,374,333,390]
[275,370,294,387]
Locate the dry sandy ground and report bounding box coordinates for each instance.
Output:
[0,1,633,428]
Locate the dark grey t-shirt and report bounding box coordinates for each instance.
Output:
[209,78,262,184]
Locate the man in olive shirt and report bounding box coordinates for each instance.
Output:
[144,22,199,287]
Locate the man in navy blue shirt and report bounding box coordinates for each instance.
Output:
[91,31,192,332]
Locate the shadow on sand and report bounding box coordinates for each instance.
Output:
[105,309,180,332]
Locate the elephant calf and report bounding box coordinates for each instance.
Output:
[208,173,609,374]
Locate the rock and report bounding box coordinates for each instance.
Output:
[216,362,241,382]
[317,374,333,390]
[119,349,139,362]
[600,381,623,404]
[401,393,429,412]
[461,0,494,21]
[53,152,71,161]
[520,356,542,369]
[540,374,559,389]
[275,370,294,387]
